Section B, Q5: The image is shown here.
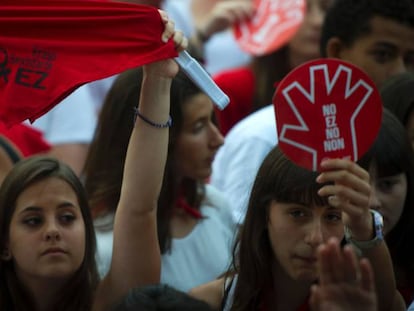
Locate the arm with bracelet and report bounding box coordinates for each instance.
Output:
[92,12,187,310]
[316,159,406,311]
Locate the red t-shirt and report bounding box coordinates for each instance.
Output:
[213,67,255,135]
[0,0,177,127]
[398,286,414,307]
[0,123,51,158]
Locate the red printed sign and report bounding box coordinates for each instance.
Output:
[273,59,382,171]
[233,0,305,56]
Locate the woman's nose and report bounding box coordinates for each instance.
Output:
[369,187,381,212]
[304,220,323,247]
[209,123,224,149]
[44,221,61,241]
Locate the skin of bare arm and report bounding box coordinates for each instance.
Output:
[310,237,377,311]
[317,159,406,311]
[189,158,405,311]
[92,11,188,311]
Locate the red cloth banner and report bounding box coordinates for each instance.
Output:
[0,0,177,127]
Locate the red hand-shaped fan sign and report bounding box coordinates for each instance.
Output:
[233,0,305,56]
[273,59,382,171]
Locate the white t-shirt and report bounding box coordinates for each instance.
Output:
[211,105,278,224]
[94,184,237,292]
[31,84,98,144]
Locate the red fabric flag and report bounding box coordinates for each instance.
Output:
[0,0,177,127]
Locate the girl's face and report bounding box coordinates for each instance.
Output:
[267,201,343,282]
[6,177,85,286]
[174,93,224,180]
[369,167,407,234]
[288,0,333,65]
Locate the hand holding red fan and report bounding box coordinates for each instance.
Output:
[233,0,305,56]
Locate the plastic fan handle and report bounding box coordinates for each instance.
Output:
[175,50,229,110]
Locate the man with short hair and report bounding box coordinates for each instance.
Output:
[211,0,414,225]
[321,0,414,87]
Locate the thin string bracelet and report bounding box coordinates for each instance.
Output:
[133,107,172,128]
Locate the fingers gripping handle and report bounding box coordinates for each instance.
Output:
[175,51,229,110]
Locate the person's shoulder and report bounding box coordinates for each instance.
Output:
[203,185,234,219]
[189,277,225,310]
[204,184,228,202]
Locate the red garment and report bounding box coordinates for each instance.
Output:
[213,67,255,135]
[176,196,203,219]
[398,286,414,307]
[0,123,51,157]
[0,0,177,127]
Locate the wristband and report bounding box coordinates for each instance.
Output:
[134,107,172,128]
[344,209,384,250]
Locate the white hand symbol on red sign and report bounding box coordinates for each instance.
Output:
[234,0,305,56]
[274,59,382,171]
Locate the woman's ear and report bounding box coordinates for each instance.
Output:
[325,37,345,58]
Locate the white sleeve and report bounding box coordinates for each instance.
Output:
[211,137,273,224]
[31,84,97,145]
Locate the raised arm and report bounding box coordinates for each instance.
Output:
[317,159,406,311]
[93,11,187,311]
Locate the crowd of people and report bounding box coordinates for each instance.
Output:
[1,0,414,310]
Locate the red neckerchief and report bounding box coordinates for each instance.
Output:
[176,195,203,219]
[398,285,414,306]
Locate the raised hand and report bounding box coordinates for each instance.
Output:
[310,237,377,311]
[316,158,373,241]
[195,0,255,41]
[148,10,188,78]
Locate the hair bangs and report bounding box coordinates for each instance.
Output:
[262,149,328,207]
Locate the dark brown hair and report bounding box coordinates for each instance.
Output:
[0,156,98,311]
[83,68,205,254]
[358,109,414,292]
[229,147,326,311]
[381,72,414,127]
[250,47,291,112]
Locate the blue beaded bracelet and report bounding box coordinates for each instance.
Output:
[133,107,172,128]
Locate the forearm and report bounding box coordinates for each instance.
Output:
[359,243,405,311]
[120,72,171,212]
[107,68,173,303]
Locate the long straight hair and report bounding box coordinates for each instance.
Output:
[83,68,205,254]
[358,109,414,290]
[229,147,326,311]
[0,156,99,311]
